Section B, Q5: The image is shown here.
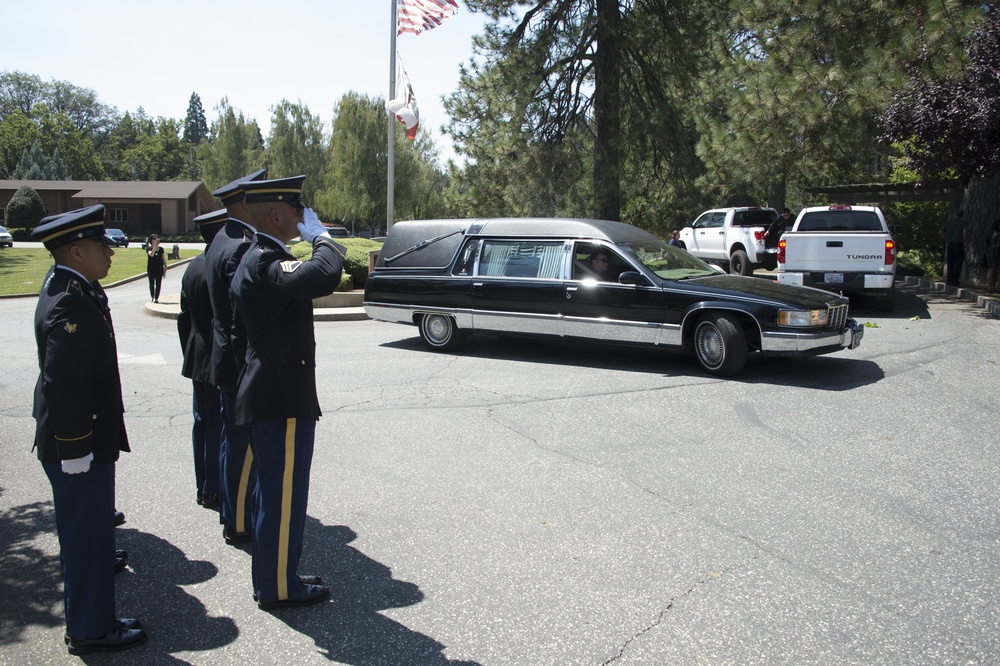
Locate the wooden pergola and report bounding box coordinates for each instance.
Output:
[805,180,964,205]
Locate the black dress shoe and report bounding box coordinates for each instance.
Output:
[223,525,251,545]
[116,549,128,560]
[200,493,220,509]
[252,575,324,601]
[67,626,147,655]
[115,557,128,574]
[114,510,126,527]
[257,583,330,611]
[65,618,141,644]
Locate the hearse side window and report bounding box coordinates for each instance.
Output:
[477,240,563,278]
[573,242,629,281]
[453,239,480,276]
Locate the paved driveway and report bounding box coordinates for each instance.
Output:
[1,269,998,665]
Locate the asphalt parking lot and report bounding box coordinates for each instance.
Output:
[1,266,998,665]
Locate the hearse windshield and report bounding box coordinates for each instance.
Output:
[618,240,718,280]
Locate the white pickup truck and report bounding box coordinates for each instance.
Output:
[679,207,779,275]
[777,205,898,311]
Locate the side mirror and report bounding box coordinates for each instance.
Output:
[892,225,904,236]
[619,271,653,287]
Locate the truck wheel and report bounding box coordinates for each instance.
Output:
[729,249,752,276]
[694,313,747,376]
[419,313,464,351]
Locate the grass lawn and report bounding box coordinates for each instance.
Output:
[0,247,200,296]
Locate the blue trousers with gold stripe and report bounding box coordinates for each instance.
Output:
[248,417,316,603]
[43,461,117,640]
[219,385,256,534]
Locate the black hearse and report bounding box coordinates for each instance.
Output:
[363,218,863,376]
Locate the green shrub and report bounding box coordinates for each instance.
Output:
[5,185,46,229]
[897,249,942,278]
[290,237,383,288]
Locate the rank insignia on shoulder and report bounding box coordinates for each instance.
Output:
[67,280,83,294]
[64,322,78,334]
[280,260,303,273]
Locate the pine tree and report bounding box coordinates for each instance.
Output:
[10,139,69,179]
[182,92,208,144]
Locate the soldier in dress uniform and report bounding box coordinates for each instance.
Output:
[178,209,228,509]
[231,176,344,609]
[205,169,266,545]
[30,205,147,655]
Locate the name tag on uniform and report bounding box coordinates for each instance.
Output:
[280,260,303,273]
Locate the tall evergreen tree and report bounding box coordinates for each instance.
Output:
[695,0,979,209]
[182,92,209,144]
[10,139,69,179]
[448,1,711,224]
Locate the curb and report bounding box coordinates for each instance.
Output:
[903,276,1000,319]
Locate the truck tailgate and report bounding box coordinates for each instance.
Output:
[782,232,889,272]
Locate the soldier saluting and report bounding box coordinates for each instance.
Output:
[30,205,146,655]
[231,176,344,609]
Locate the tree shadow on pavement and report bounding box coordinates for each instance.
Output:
[0,497,62,646]
[268,518,482,665]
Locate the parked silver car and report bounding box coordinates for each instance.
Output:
[0,226,13,248]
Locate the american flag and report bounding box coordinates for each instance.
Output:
[397,0,459,36]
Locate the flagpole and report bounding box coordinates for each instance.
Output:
[387,0,396,234]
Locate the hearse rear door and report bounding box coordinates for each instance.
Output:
[469,239,566,337]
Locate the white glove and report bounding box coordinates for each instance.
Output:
[297,208,331,243]
[62,452,94,475]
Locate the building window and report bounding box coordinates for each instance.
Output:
[109,208,128,223]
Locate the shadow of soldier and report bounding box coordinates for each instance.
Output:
[0,497,63,645]
[269,518,481,666]
[111,527,239,661]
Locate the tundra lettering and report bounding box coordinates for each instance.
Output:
[847,254,880,260]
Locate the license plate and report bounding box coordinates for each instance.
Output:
[824,273,844,283]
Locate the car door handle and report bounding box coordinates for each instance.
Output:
[566,286,578,299]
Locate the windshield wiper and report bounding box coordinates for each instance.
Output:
[383,229,465,265]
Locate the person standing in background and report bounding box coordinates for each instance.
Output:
[145,233,167,303]
[178,209,229,510]
[30,205,146,655]
[941,209,968,287]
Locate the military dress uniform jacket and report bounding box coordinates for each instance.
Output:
[32,266,129,464]
[204,219,253,388]
[178,252,214,382]
[230,234,344,426]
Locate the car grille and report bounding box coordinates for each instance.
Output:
[827,304,848,330]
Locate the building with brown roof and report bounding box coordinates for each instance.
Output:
[0,180,218,235]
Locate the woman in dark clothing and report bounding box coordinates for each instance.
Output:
[146,234,167,302]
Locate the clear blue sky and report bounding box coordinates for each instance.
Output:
[1,0,486,164]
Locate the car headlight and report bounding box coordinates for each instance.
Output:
[778,309,828,327]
